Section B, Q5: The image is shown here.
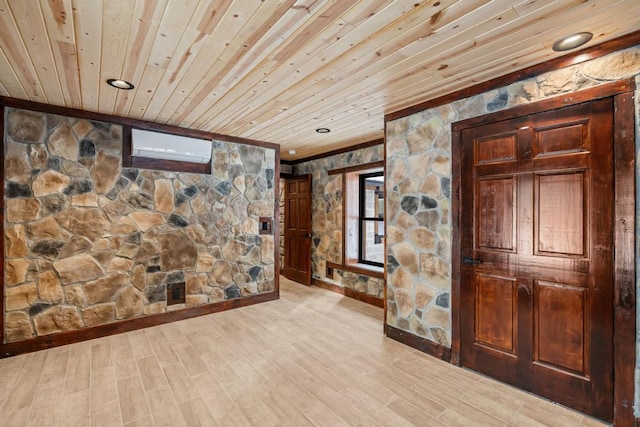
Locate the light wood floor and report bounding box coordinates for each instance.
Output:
[0,276,606,426]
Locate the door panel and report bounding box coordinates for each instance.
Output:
[475,133,517,164]
[534,281,587,375]
[460,99,614,421]
[477,177,516,251]
[474,273,517,355]
[536,172,586,256]
[284,175,312,285]
[534,121,587,156]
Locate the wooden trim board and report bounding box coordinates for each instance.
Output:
[326,261,384,280]
[312,279,384,308]
[0,106,4,345]
[0,291,278,358]
[612,90,636,426]
[385,324,452,362]
[287,138,384,165]
[0,97,279,150]
[328,160,384,176]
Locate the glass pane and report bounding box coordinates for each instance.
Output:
[363,175,384,219]
[361,220,384,264]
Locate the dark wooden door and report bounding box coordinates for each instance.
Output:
[460,99,614,421]
[284,175,312,285]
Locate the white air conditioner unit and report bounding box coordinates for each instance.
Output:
[131,128,212,164]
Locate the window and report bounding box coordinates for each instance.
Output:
[341,163,385,271]
[359,172,384,266]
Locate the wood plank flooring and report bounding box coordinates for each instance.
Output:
[0,276,606,426]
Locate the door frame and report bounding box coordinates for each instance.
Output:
[451,79,636,425]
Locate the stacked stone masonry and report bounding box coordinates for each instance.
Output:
[4,108,276,343]
[295,145,385,298]
[385,46,640,351]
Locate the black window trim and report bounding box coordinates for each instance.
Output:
[358,171,384,267]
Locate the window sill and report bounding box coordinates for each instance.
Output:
[326,261,384,279]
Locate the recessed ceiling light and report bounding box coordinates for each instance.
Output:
[316,128,331,133]
[552,32,593,52]
[288,149,297,155]
[106,79,135,90]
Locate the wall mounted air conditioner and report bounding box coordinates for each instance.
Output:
[131,128,212,164]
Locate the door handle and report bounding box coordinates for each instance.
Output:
[462,257,483,265]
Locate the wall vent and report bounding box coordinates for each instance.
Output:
[167,282,186,306]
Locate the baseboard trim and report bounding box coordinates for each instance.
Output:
[385,324,452,362]
[312,279,384,308]
[0,291,278,358]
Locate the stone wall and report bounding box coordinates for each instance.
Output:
[295,145,385,298]
[3,108,276,343]
[386,45,640,410]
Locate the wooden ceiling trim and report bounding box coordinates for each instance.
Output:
[386,29,640,122]
[287,138,385,166]
[0,96,278,150]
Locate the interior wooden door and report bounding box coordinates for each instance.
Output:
[460,99,614,421]
[284,175,312,285]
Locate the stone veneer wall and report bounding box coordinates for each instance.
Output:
[3,108,276,344]
[385,45,640,412]
[278,178,285,271]
[295,145,385,298]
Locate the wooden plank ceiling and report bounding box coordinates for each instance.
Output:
[0,0,638,160]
